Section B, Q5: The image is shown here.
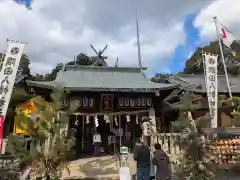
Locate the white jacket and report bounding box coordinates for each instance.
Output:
[93,133,101,143]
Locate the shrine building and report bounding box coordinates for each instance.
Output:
[25,65,177,156]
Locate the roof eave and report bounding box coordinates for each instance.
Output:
[26,81,54,89]
[26,81,178,92]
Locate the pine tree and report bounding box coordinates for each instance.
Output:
[216,95,240,127]
[171,92,217,180]
[221,96,240,127]
[7,87,76,180]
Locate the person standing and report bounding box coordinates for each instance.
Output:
[152,144,171,180]
[93,132,101,156]
[133,138,150,180]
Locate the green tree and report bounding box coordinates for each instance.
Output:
[183,41,240,75]
[75,53,93,66]
[32,52,94,81]
[171,92,216,180]
[7,87,76,180]
[220,96,240,127]
[31,73,45,81]
[230,97,240,127]
[151,73,171,83]
[19,54,31,75]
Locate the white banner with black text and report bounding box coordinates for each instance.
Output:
[0,41,26,152]
[204,53,218,128]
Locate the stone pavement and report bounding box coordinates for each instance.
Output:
[61,154,240,180]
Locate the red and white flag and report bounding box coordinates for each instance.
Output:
[220,26,235,48]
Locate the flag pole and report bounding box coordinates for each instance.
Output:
[74,55,76,65]
[213,16,232,100]
[135,13,142,68]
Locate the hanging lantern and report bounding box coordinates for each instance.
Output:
[114,116,118,126]
[75,116,79,126]
[104,115,110,123]
[86,116,90,124]
[94,116,99,127]
[126,115,130,122]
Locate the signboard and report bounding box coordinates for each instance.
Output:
[0,156,19,170]
[120,146,129,154]
[100,94,113,112]
[61,94,153,111]
[62,96,95,108]
[21,100,36,116]
[0,41,26,151]
[13,100,36,136]
[204,53,218,128]
[118,96,152,108]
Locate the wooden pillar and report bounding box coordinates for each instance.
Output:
[148,108,157,178]
[119,115,122,147]
[82,116,85,150]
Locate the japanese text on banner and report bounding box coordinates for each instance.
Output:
[0,41,25,152]
[204,53,218,128]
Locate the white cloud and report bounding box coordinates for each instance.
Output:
[194,0,240,42]
[0,0,209,75]
[187,51,193,59]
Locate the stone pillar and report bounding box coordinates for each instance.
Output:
[149,108,156,133]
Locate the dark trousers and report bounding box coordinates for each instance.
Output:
[137,167,150,180]
[93,142,101,156]
[156,177,171,180]
[102,135,108,154]
[109,143,114,155]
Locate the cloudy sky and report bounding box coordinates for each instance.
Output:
[0,0,240,76]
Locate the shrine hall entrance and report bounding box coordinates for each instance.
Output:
[71,114,143,158]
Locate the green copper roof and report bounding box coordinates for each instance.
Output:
[167,74,240,93]
[26,65,178,92]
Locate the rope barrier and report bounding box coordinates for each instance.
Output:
[72,109,150,116]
